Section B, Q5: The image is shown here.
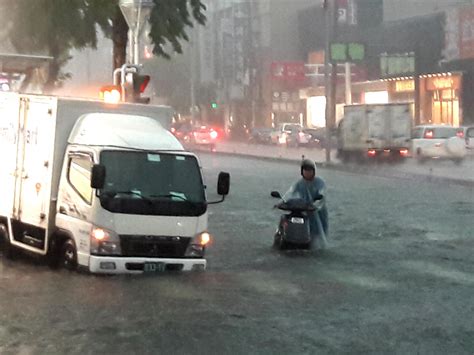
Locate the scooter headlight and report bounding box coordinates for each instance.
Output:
[185,232,211,257]
[90,226,122,256]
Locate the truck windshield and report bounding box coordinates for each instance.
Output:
[98,150,206,216]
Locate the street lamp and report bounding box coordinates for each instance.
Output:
[119,0,154,65]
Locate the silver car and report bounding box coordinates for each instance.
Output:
[411,125,466,163]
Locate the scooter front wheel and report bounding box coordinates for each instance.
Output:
[273,232,287,250]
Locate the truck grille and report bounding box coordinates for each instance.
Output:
[120,235,190,258]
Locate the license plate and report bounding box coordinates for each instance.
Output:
[143,262,166,273]
[291,217,305,224]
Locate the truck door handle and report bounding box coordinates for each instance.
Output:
[59,206,67,215]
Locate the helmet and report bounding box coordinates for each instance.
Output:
[300,159,316,176]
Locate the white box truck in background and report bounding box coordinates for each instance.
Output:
[337,103,412,162]
[0,92,229,273]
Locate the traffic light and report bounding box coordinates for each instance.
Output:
[211,102,218,109]
[132,73,151,104]
[99,85,121,104]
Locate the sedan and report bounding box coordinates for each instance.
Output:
[185,125,219,150]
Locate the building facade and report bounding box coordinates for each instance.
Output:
[383,0,471,22]
[299,0,474,128]
[200,0,316,134]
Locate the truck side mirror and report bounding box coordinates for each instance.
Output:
[217,172,230,196]
[91,164,106,189]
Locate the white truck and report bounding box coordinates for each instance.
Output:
[0,92,229,273]
[337,103,412,161]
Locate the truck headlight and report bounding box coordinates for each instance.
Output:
[184,232,211,257]
[90,226,122,256]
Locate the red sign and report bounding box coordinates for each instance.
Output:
[271,62,306,82]
[459,7,474,59]
[271,61,308,89]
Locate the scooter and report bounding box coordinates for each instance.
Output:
[271,191,326,250]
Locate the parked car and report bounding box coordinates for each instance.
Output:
[411,125,466,163]
[459,126,474,151]
[170,121,193,142]
[249,127,273,144]
[270,123,309,146]
[285,125,312,147]
[185,125,220,150]
[307,127,338,149]
[302,128,322,148]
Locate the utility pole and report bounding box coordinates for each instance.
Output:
[324,0,338,163]
[190,27,198,123]
[345,62,352,104]
[249,0,256,129]
[119,0,154,65]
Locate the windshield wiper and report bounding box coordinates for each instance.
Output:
[102,190,153,203]
[149,192,188,202]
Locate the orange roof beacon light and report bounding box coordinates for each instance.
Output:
[99,85,122,104]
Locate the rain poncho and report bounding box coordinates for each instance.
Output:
[284,176,329,249]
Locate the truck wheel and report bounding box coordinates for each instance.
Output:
[59,239,78,270]
[0,224,17,259]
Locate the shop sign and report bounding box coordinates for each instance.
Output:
[271,61,307,86]
[394,80,415,92]
[380,53,415,77]
[426,76,460,91]
[443,8,460,61]
[459,6,474,60]
[336,0,357,25]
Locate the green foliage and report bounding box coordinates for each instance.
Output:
[3,0,116,90]
[148,0,206,58]
[1,0,206,89]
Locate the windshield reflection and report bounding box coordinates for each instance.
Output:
[98,151,206,216]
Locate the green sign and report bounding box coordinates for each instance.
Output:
[380,53,415,77]
[330,42,365,62]
[330,43,348,62]
[348,43,365,61]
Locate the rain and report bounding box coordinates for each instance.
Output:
[1,1,474,353]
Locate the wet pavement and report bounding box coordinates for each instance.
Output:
[195,141,474,187]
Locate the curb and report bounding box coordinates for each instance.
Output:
[195,148,474,188]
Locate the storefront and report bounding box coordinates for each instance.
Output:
[421,73,461,127]
[386,73,462,126]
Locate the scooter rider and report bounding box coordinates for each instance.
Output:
[284,159,328,249]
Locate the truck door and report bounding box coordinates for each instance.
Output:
[367,105,386,149]
[389,105,412,147]
[0,93,20,221]
[11,97,56,252]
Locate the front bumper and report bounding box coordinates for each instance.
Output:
[89,255,206,274]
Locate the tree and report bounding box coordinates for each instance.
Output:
[105,0,207,70]
[148,0,206,59]
[2,0,110,92]
[1,0,206,91]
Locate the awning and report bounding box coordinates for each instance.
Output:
[0,53,53,74]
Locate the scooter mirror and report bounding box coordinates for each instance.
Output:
[270,191,282,199]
